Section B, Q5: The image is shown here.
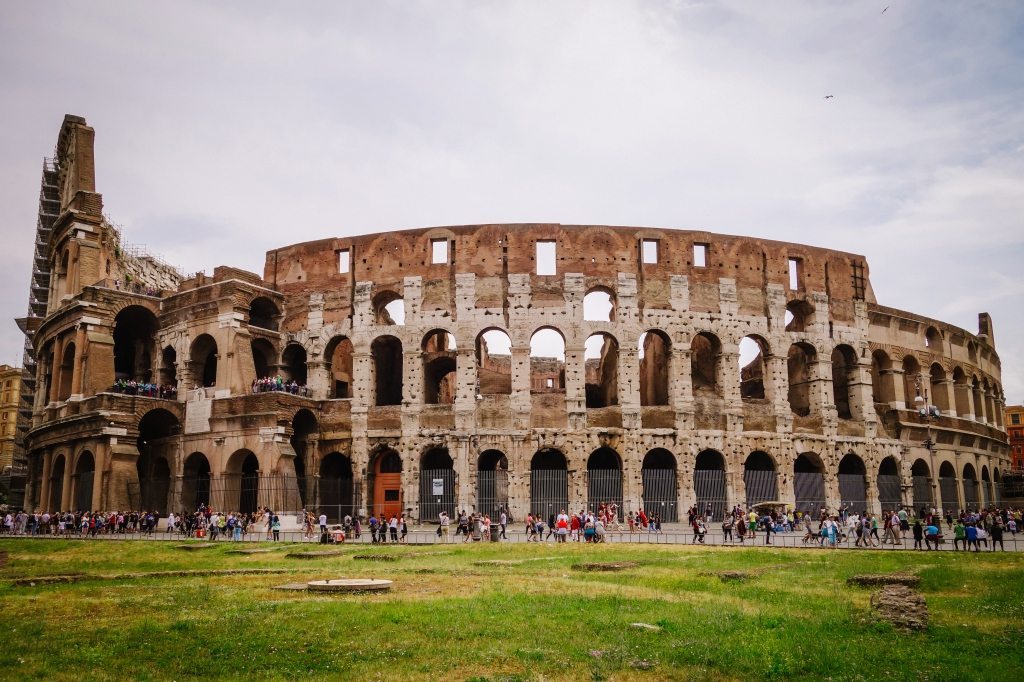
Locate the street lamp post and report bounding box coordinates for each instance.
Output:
[915,376,941,514]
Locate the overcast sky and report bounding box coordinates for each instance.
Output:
[1,1,1022,401]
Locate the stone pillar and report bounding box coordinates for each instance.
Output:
[60,458,73,511]
[963,381,976,421]
[39,450,53,513]
[307,360,330,400]
[48,339,63,404]
[509,346,532,430]
[92,447,105,511]
[563,344,586,411]
[890,368,906,410]
[70,325,87,398]
[849,361,874,422]
[938,379,956,417]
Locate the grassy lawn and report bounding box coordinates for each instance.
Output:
[0,540,1022,681]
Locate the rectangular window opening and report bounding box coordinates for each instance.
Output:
[546,378,554,389]
[788,257,802,291]
[642,239,659,264]
[536,240,556,275]
[693,243,708,268]
[337,249,350,274]
[431,238,448,264]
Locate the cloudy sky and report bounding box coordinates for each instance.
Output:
[1,1,1022,400]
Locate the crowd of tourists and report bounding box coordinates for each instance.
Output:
[109,379,178,399]
[1,509,162,536]
[251,376,309,396]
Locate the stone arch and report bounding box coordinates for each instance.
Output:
[952,366,971,417]
[971,375,986,423]
[248,296,281,331]
[159,346,177,386]
[136,407,180,514]
[318,452,354,522]
[368,447,403,519]
[420,446,455,521]
[902,355,922,411]
[785,299,814,332]
[587,447,622,519]
[794,452,826,515]
[57,341,75,401]
[530,448,568,518]
[787,342,817,416]
[225,449,260,513]
[290,409,317,508]
[49,453,66,511]
[938,460,959,512]
[190,334,218,388]
[838,452,867,513]
[830,344,858,419]
[422,329,457,405]
[739,335,771,400]
[584,332,619,408]
[372,290,405,326]
[251,338,276,381]
[73,450,95,511]
[113,305,159,382]
[477,449,509,516]
[924,326,942,351]
[639,329,671,406]
[691,332,722,397]
[529,327,565,391]
[583,287,615,322]
[324,335,354,399]
[694,449,726,520]
[870,349,895,405]
[641,449,678,521]
[182,452,211,511]
[929,363,950,414]
[911,458,933,512]
[371,335,403,406]
[281,343,308,386]
[876,456,902,512]
[743,451,778,506]
[962,462,979,510]
[475,328,512,395]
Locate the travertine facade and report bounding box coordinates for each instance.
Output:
[21,115,1011,521]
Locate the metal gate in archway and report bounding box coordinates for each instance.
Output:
[694,469,726,521]
[587,470,623,520]
[912,476,932,511]
[743,469,777,506]
[641,468,677,522]
[794,472,825,515]
[75,471,94,511]
[530,469,567,519]
[876,475,902,511]
[476,470,509,517]
[939,476,959,512]
[962,479,979,510]
[838,474,867,513]
[419,468,456,522]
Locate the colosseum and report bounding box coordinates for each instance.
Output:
[16,115,1011,524]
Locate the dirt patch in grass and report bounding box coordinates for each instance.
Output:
[287,550,346,559]
[11,568,289,587]
[353,554,400,562]
[871,584,928,630]
[573,561,640,572]
[848,573,921,588]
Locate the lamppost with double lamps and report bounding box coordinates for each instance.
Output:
[914,376,942,514]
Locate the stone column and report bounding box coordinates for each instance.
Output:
[60,458,73,511]
[48,339,63,404]
[890,368,906,410]
[92,446,105,511]
[70,325,86,398]
[39,449,53,513]
[306,360,330,400]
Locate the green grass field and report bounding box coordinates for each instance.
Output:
[0,539,1022,681]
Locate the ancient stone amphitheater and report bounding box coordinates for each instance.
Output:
[19,116,1010,522]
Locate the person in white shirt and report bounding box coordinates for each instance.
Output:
[319,513,328,535]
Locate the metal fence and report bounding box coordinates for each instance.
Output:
[694,469,726,521]
[838,474,867,513]
[912,475,932,511]
[317,475,357,522]
[794,472,825,514]
[419,468,456,521]
[963,479,979,509]
[876,474,901,511]
[134,474,304,514]
[743,469,777,506]
[641,468,678,522]
[476,470,509,518]
[76,471,94,511]
[530,469,567,519]
[939,476,959,512]
[587,470,623,520]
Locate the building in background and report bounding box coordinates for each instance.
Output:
[0,364,23,503]
[1006,405,1024,470]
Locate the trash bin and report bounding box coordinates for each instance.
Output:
[489,523,500,542]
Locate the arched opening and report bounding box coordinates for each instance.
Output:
[422,330,457,405]
[73,451,95,511]
[251,338,276,381]
[369,448,402,519]
[962,463,978,510]
[785,300,813,333]
[587,447,622,519]
[794,453,826,515]
[530,328,565,392]
[476,329,512,395]
[911,459,933,512]
[325,336,354,399]
[56,249,70,299]
[182,452,211,511]
[583,287,615,322]
[871,350,895,406]
[929,364,950,415]
[952,367,970,418]
[831,345,858,419]
[159,346,177,387]
[743,451,777,506]
[972,376,986,423]
[477,450,509,517]
[419,447,455,521]
[57,342,76,401]
[584,333,619,408]
[639,330,671,406]
[318,452,354,522]
[113,306,158,382]
[226,450,260,514]
[49,454,66,511]
[371,336,403,406]
[190,334,218,388]
[281,344,307,386]
[373,291,405,326]
[967,340,978,363]
[290,409,318,509]
[248,297,281,331]
[641,449,677,521]
[694,450,726,521]
[787,342,817,416]
[691,332,722,397]
[925,326,941,350]
[136,408,180,514]
[902,356,921,411]
[838,453,867,513]
[739,336,770,400]
[980,466,991,508]
[530,449,568,518]
[877,457,901,512]
[938,461,959,513]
